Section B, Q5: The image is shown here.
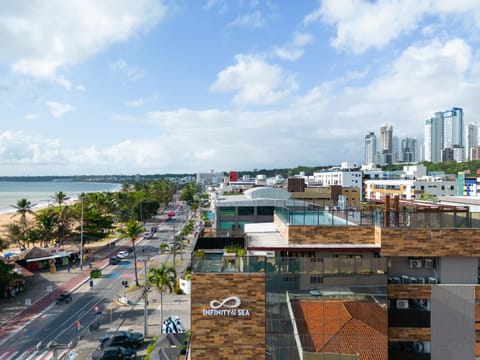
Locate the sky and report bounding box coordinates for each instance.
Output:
[1,0,480,176]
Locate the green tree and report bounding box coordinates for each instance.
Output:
[117,220,145,286]
[34,209,57,247]
[52,191,69,207]
[0,259,21,293]
[10,198,36,243]
[147,263,176,332]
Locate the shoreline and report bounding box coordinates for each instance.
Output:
[0,199,80,252]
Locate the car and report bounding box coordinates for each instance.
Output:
[125,247,134,254]
[109,256,121,265]
[91,346,137,360]
[117,250,129,259]
[56,293,72,304]
[143,232,153,239]
[97,330,144,350]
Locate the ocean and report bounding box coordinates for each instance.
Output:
[0,181,122,214]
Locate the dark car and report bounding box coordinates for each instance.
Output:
[91,346,136,360]
[109,256,121,265]
[97,331,144,349]
[55,293,72,304]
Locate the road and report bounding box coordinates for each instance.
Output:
[0,204,193,360]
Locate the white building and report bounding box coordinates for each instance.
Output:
[310,168,363,189]
[365,177,457,200]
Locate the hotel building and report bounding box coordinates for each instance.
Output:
[190,195,480,360]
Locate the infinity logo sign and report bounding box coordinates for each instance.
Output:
[210,296,241,309]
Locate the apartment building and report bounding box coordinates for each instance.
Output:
[190,196,480,360]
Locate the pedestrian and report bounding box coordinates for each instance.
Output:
[75,320,81,332]
[89,279,93,289]
[67,264,71,273]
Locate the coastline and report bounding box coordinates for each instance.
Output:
[0,199,78,238]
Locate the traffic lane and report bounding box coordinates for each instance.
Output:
[3,258,139,352]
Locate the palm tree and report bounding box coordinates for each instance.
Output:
[147,263,176,332]
[117,220,145,286]
[11,198,36,241]
[52,191,69,208]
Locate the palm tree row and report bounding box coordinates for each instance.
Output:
[4,180,178,250]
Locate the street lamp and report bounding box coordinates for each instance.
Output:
[79,195,84,271]
[143,259,148,338]
[172,225,176,274]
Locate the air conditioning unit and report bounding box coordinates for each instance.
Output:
[424,258,434,269]
[417,277,426,284]
[410,259,423,268]
[396,299,409,309]
[413,341,430,353]
[428,277,438,284]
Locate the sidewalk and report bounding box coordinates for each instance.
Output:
[0,237,132,343]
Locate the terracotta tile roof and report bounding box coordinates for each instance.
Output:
[295,299,387,360]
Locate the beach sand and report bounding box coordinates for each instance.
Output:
[0,200,113,254]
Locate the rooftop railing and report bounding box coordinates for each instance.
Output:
[276,206,480,229]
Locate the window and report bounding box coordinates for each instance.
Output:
[257,206,274,216]
[219,207,235,216]
[238,206,254,216]
[310,275,324,284]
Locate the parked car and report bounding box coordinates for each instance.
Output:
[97,330,144,350]
[91,346,137,360]
[109,256,121,265]
[125,247,134,254]
[143,232,153,239]
[117,250,129,259]
[56,293,72,304]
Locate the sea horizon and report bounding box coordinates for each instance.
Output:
[0,181,122,215]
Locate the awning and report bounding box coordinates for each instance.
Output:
[26,252,73,262]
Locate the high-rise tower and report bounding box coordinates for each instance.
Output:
[424,108,465,163]
[380,124,393,165]
[465,123,478,161]
[364,132,377,166]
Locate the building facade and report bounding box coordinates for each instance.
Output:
[365,131,377,166]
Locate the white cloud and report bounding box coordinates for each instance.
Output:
[45,101,75,118]
[273,32,313,61]
[228,10,265,28]
[76,85,86,91]
[0,130,63,165]
[0,0,165,81]
[210,54,298,105]
[305,0,480,54]
[125,98,145,107]
[110,59,146,82]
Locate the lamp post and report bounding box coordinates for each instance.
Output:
[172,225,176,274]
[143,259,148,337]
[79,195,84,271]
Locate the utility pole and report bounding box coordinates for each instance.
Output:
[172,225,176,274]
[80,195,84,271]
[143,259,148,337]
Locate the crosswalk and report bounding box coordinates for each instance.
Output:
[0,348,68,360]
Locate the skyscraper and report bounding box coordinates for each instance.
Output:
[424,111,445,163]
[443,107,463,150]
[465,123,478,161]
[380,124,393,165]
[401,137,417,163]
[364,132,376,166]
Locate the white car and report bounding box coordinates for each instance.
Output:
[143,232,153,239]
[117,250,129,259]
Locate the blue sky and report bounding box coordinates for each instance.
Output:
[1,0,480,176]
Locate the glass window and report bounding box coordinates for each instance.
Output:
[219,207,235,216]
[257,206,274,215]
[238,206,254,216]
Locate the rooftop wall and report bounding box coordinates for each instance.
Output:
[190,273,266,359]
[378,228,480,256]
